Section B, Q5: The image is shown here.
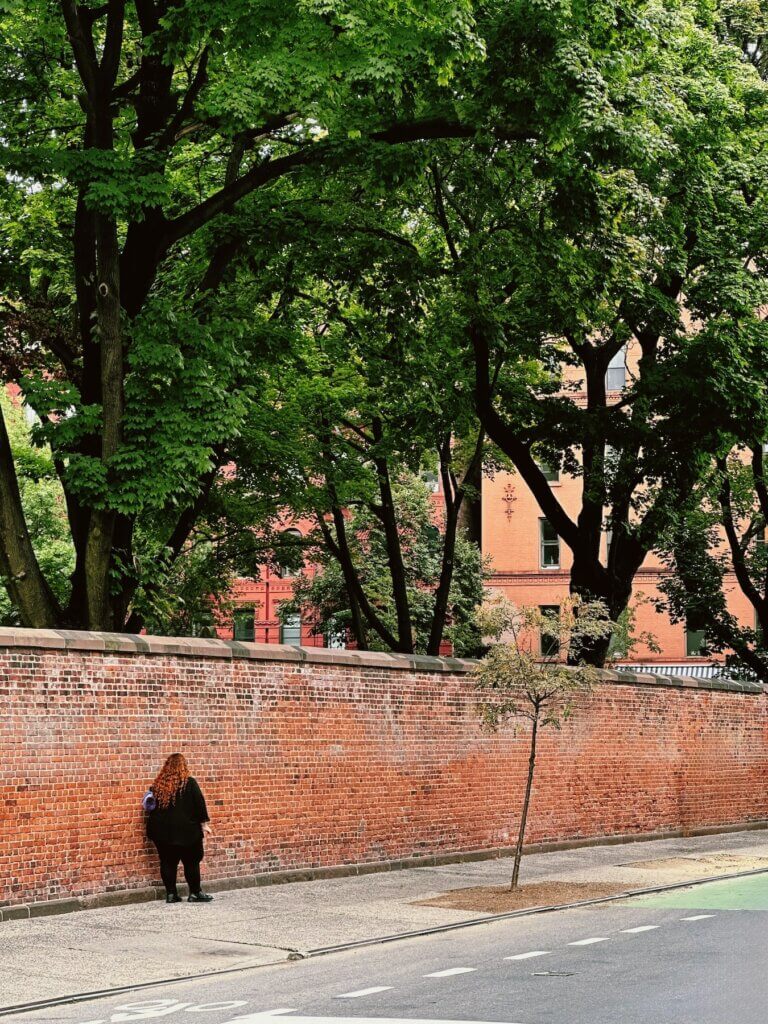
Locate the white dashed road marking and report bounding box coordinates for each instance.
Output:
[223,920,674,1024]
[225,1013,297,1022]
[336,987,394,999]
[681,914,716,921]
[424,968,477,978]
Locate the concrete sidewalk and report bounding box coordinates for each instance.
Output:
[3,829,768,1010]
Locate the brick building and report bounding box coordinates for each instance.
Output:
[226,342,755,672]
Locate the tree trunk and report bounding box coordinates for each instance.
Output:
[427,430,484,656]
[372,420,413,653]
[456,453,482,545]
[83,211,124,631]
[326,508,370,651]
[427,498,459,656]
[511,712,539,891]
[0,403,61,627]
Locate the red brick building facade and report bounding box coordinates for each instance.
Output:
[223,342,753,671]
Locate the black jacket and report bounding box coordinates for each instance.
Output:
[146,776,210,847]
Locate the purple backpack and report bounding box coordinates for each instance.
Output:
[142,789,157,812]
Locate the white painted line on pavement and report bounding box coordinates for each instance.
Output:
[568,937,610,945]
[223,1013,297,1023]
[188,1003,249,1013]
[336,987,394,999]
[504,951,551,960]
[621,925,660,934]
[681,914,716,921]
[424,967,477,978]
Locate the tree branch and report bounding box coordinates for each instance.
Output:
[60,0,99,105]
[470,321,579,549]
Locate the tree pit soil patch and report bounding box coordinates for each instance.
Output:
[413,881,629,914]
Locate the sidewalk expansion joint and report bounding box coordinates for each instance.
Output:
[189,935,301,954]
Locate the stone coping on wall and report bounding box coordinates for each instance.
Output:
[0,626,763,693]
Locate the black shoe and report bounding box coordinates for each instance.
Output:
[166,893,182,904]
[187,891,213,903]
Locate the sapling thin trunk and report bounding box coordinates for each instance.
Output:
[511,708,539,891]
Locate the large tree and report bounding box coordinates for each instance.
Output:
[404,0,768,664]
[0,0,480,630]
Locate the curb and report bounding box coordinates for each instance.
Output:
[2,865,767,1018]
[305,864,768,955]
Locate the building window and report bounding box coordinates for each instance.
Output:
[233,607,255,642]
[685,621,707,657]
[325,620,347,649]
[278,528,303,578]
[540,605,560,657]
[540,518,560,568]
[605,347,627,391]
[280,613,302,646]
[537,460,559,483]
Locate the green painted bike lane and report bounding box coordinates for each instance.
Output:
[627,870,768,910]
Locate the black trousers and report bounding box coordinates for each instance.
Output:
[154,840,204,896]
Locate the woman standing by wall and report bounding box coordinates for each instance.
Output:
[146,753,214,903]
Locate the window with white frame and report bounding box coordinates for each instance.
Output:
[280,613,302,646]
[605,347,627,391]
[540,518,560,568]
[537,460,560,483]
[278,528,303,578]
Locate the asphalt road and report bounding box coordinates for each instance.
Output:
[7,876,768,1024]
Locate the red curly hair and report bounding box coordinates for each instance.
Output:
[152,753,190,809]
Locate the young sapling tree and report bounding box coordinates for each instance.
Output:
[475,594,613,891]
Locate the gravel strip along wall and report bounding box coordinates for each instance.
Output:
[0,627,766,909]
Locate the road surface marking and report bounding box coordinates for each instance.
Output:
[111,1002,190,1021]
[504,951,551,960]
[424,967,477,977]
[223,1018,528,1024]
[188,1004,249,1013]
[223,1014,297,1023]
[568,936,610,945]
[621,925,660,934]
[681,914,716,921]
[336,987,394,999]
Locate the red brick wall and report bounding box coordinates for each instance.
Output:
[1,629,766,908]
